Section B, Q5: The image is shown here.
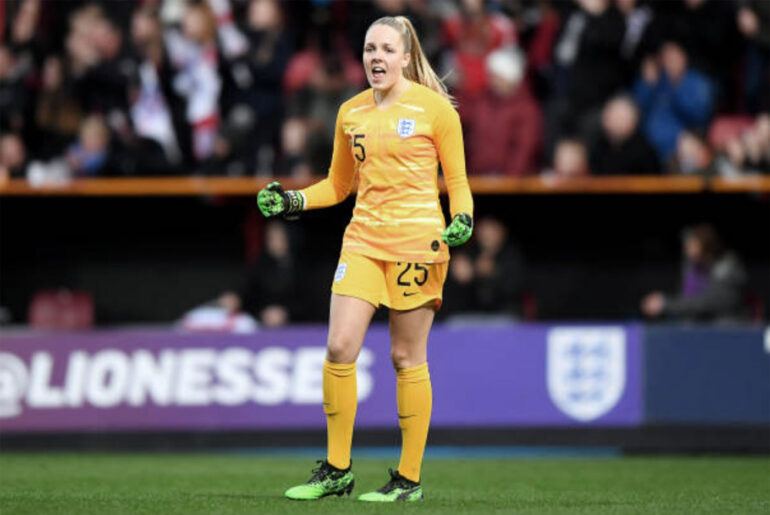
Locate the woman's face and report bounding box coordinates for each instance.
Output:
[684,236,703,264]
[248,0,280,30]
[132,11,159,46]
[183,8,213,43]
[363,24,409,93]
[265,222,289,258]
[42,56,63,90]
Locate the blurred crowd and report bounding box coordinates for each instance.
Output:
[1,0,769,182]
[221,218,752,328]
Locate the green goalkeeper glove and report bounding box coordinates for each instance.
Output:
[442,213,473,247]
[257,181,304,220]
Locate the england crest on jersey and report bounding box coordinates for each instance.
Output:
[547,327,626,422]
[397,118,416,138]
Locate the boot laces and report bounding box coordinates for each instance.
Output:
[377,468,415,493]
[309,460,345,483]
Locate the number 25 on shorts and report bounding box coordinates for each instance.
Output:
[396,262,429,288]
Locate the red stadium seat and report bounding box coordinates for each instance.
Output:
[521,290,538,321]
[708,115,755,151]
[28,289,94,330]
[745,291,765,323]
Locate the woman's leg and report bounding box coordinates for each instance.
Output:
[389,304,435,483]
[323,293,376,469]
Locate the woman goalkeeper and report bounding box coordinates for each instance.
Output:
[257,15,473,503]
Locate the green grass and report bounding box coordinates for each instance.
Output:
[0,453,768,514]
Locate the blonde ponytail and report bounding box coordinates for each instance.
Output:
[370,16,454,104]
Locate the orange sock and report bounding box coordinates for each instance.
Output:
[323,360,357,470]
[396,362,432,482]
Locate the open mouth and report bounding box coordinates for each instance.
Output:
[371,66,386,79]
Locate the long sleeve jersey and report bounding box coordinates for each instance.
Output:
[300,82,473,263]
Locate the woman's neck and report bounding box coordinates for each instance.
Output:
[374,76,411,108]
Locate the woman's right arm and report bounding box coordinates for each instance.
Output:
[299,106,357,210]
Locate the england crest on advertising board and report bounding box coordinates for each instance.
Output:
[547,327,626,422]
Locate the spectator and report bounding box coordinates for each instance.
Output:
[283,31,364,96]
[9,0,41,54]
[655,0,740,105]
[66,114,112,176]
[471,216,526,315]
[641,224,747,323]
[634,40,714,162]
[442,251,476,315]
[442,216,526,319]
[219,0,292,169]
[128,7,182,168]
[0,133,27,178]
[737,1,770,113]
[165,2,221,162]
[276,118,313,178]
[742,113,770,173]
[669,130,713,175]
[66,5,103,77]
[714,113,770,176]
[282,55,358,176]
[218,220,305,327]
[590,95,660,175]
[546,0,625,156]
[460,46,543,176]
[209,0,249,61]
[668,131,715,175]
[0,45,28,135]
[522,0,561,102]
[279,28,364,177]
[198,114,258,177]
[35,55,83,159]
[615,0,662,85]
[714,135,748,178]
[544,137,589,177]
[6,0,41,139]
[441,0,516,96]
[69,10,135,118]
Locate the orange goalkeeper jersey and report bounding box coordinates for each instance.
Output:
[300,82,473,263]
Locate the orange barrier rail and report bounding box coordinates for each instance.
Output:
[0,175,767,197]
[710,175,770,193]
[466,175,706,194]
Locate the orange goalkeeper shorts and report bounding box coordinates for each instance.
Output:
[331,251,448,311]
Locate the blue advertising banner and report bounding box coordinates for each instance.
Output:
[644,326,770,424]
[0,324,643,432]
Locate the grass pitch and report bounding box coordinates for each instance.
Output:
[0,453,768,514]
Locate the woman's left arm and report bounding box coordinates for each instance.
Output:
[434,103,473,219]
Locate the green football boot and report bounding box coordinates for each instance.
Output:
[284,460,354,500]
[358,468,423,502]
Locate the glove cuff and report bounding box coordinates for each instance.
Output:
[284,190,305,215]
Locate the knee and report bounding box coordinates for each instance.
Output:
[390,345,414,370]
[326,333,358,364]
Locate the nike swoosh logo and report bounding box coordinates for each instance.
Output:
[398,414,416,420]
[403,292,418,297]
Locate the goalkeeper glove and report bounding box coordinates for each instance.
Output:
[257,181,304,220]
[442,213,473,247]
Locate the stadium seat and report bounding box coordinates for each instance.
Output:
[521,290,538,321]
[707,115,755,150]
[745,291,765,323]
[28,289,94,330]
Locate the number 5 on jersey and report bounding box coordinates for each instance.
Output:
[353,134,366,162]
